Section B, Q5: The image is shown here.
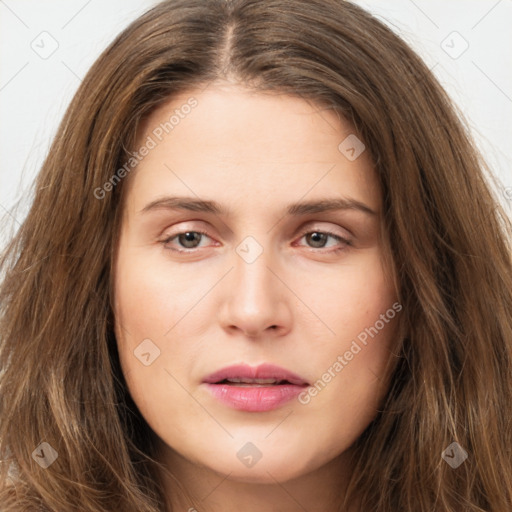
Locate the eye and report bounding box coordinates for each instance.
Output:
[160,227,352,254]
[295,229,352,253]
[160,230,214,252]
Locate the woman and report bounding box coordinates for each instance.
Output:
[1,0,511,510]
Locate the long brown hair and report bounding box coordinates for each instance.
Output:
[1,1,511,510]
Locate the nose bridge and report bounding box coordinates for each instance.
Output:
[219,233,289,336]
[232,234,278,305]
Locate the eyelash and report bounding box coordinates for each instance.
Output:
[160,228,352,254]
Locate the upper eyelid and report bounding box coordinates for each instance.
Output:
[161,219,352,238]
[296,223,352,239]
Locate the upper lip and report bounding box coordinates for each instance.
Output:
[202,363,309,386]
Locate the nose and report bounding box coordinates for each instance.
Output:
[218,245,292,339]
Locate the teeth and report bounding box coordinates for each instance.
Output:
[230,383,273,387]
[225,378,282,384]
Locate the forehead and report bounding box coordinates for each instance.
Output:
[123,83,380,215]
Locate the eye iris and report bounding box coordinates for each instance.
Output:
[178,232,202,248]
[306,232,328,248]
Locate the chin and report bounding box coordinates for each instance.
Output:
[200,447,319,484]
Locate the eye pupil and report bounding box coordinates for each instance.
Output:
[178,231,202,248]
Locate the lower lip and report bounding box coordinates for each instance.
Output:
[204,383,306,412]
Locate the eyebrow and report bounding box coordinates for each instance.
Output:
[139,196,377,217]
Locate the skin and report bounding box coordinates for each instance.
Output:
[113,82,400,512]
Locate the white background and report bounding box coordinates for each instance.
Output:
[1,0,511,233]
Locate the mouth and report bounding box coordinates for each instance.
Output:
[203,362,309,386]
[202,363,310,412]
[214,377,299,387]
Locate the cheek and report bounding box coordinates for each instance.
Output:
[113,245,210,364]
[114,253,177,337]
[113,249,174,409]
[112,244,212,428]
[300,248,397,340]
[298,249,398,408]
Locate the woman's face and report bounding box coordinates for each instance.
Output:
[113,83,399,484]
